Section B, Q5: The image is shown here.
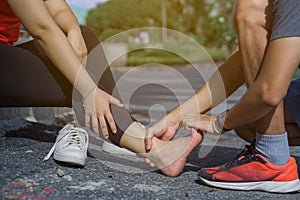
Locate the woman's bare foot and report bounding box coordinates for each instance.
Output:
[119,122,202,177]
[141,129,202,177]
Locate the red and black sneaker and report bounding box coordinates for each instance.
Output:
[198,141,300,193]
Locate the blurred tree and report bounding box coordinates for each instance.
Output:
[86,0,179,41]
[201,0,237,50]
[86,0,237,50]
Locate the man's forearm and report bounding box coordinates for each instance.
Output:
[224,38,300,130]
[167,47,244,122]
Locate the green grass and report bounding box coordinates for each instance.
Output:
[126,43,228,66]
[127,49,186,66]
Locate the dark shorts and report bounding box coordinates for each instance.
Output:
[0,26,133,146]
[285,79,300,127]
[271,0,300,40]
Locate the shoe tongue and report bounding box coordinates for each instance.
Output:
[235,140,256,159]
[220,141,260,170]
[239,148,253,158]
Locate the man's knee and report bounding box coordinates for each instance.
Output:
[234,0,269,30]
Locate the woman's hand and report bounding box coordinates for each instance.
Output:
[83,87,123,138]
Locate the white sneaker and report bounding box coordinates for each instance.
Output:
[43,124,89,167]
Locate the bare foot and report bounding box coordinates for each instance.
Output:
[140,129,202,177]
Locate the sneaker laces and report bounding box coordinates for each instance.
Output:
[222,140,257,169]
[43,124,88,161]
[64,130,86,149]
[234,140,256,159]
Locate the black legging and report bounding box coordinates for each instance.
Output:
[0,26,133,145]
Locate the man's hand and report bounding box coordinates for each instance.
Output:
[182,114,227,135]
[145,119,180,151]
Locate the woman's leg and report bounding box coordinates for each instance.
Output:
[0,43,72,107]
[0,26,98,107]
[72,26,136,146]
[74,28,204,176]
[0,25,104,107]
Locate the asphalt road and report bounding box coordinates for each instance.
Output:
[1,64,299,199]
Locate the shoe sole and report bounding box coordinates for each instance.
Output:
[54,154,85,167]
[199,177,300,193]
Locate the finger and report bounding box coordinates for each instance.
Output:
[144,129,154,151]
[144,158,156,167]
[149,162,156,168]
[84,111,90,129]
[155,123,168,138]
[185,119,201,131]
[144,158,152,164]
[195,128,204,138]
[145,123,168,151]
[91,114,99,136]
[181,120,191,131]
[110,96,124,107]
[190,128,198,136]
[98,115,109,139]
[144,131,153,151]
[105,111,117,134]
